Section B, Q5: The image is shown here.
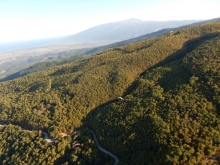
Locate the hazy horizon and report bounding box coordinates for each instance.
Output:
[0,18,202,44]
[0,0,220,43]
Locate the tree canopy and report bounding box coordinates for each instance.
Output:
[1,21,220,164]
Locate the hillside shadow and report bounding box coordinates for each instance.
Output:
[82,32,220,119]
[144,32,220,73]
[123,33,220,96]
[80,32,220,164]
[81,96,170,164]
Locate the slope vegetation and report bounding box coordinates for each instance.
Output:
[0,21,220,164]
[85,24,220,164]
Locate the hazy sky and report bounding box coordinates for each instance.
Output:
[0,0,220,43]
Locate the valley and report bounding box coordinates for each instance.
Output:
[0,40,113,79]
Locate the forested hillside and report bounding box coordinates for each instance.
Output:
[0,54,89,82]
[2,18,219,82]
[0,125,113,164]
[0,21,220,164]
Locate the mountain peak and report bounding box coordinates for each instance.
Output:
[118,18,143,24]
[66,19,198,42]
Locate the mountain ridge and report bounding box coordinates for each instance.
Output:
[0,18,205,81]
[65,18,199,42]
[2,18,220,82]
[85,17,220,55]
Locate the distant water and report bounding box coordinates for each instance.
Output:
[0,37,64,52]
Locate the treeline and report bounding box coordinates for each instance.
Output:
[0,21,220,164]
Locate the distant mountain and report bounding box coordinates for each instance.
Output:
[65,18,200,42]
[85,17,220,55]
[0,18,199,52]
[2,18,219,82]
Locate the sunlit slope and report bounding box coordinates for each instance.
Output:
[0,21,219,147]
[85,24,220,164]
[2,18,219,83]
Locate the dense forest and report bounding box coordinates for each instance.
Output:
[0,125,113,164]
[0,21,220,164]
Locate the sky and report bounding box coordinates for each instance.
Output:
[0,0,220,43]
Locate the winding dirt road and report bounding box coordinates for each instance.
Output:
[87,128,119,165]
[0,124,119,165]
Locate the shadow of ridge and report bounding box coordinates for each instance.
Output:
[80,99,130,162]
[82,32,220,125]
[123,33,220,96]
[78,32,220,164]
[143,32,220,74]
[81,92,170,164]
